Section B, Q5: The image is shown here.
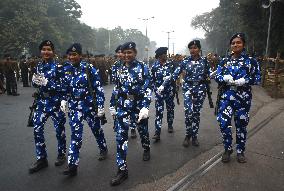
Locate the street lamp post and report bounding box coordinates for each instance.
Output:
[138,16,154,64]
[106,28,111,53]
[261,0,275,86]
[164,30,174,56]
[108,30,111,52]
[263,0,275,56]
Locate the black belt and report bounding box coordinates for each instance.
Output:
[116,92,144,101]
[39,91,56,98]
[188,81,204,86]
[224,85,250,91]
[70,95,82,100]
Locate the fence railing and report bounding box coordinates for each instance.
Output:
[261,53,284,98]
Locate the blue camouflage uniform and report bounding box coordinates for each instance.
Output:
[215,50,261,154]
[32,60,66,160]
[64,60,107,166]
[111,60,123,83]
[166,56,210,138]
[151,60,175,135]
[111,59,137,132]
[110,59,152,170]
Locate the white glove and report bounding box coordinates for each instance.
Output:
[157,85,165,95]
[223,75,234,85]
[163,75,171,81]
[210,70,217,78]
[234,78,246,86]
[97,108,105,117]
[109,106,116,116]
[39,76,48,86]
[32,74,41,85]
[138,107,149,123]
[60,100,68,113]
[38,76,48,86]
[32,74,48,86]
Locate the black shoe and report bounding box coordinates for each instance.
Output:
[110,169,128,186]
[98,149,108,161]
[143,150,150,161]
[29,158,48,174]
[152,133,160,142]
[237,153,247,163]
[168,127,174,133]
[221,150,233,163]
[182,135,191,147]
[192,137,199,147]
[130,129,137,139]
[12,93,20,96]
[63,165,77,176]
[54,154,66,166]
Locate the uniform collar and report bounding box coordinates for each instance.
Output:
[189,55,202,62]
[124,59,138,68]
[230,50,248,60]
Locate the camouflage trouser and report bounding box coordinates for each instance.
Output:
[217,91,251,154]
[183,90,205,138]
[129,112,137,130]
[154,93,175,135]
[67,109,107,166]
[33,108,66,160]
[114,105,150,170]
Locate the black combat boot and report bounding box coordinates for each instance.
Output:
[130,129,137,139]
[192,137,199,146]
[143,150,151,161]
[110,169,128,186]
[152,133,160,142]
[29,158,48,174]
[221,149,233,163]
[182,135,191,147]
[98,149,108,161]
[237,153,247,163]
[63,165,77,176]
[168,126,174,133]
[54,154,66,166]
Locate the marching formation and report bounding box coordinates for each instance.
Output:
[27,32,260,186]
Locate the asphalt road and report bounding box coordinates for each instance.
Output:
[0,81,263,191]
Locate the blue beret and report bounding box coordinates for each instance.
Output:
[155,47,168,58]
[115,45,122,53]
[188,40,201,49]
[66,43,82,55]
[230,33,245,44]
[121,42,136,51]
[39,40,54,51]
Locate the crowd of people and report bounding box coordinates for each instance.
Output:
[0,51,190,97]
[0,54,118,96]
[1,32,261,186]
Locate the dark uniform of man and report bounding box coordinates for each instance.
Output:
[28,57,38,86]
[4,55,19,96]
[0,59,6,93]
[20,55,30,87]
